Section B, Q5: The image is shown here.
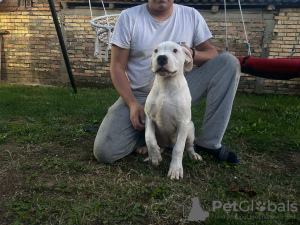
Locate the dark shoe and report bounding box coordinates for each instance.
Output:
[195,145,241,166]
[83,126,99,132]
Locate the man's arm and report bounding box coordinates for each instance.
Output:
[183,40,218,67]
[110,44,145,130]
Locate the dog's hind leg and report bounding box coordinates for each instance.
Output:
[136,146,148,155]
[186,122,203,161]
[143,148,165,162]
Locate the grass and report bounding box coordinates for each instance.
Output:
[0,85,299,225]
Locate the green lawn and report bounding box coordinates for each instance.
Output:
[0,85,299,224]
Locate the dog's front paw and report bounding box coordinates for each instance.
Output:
[167,165,183,180]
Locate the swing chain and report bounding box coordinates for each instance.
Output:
[224,0,228,52]
[238,0,251,56]
[289,33,300,58]
[224,0,251,56]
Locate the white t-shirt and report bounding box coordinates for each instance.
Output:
[111,3,212,92]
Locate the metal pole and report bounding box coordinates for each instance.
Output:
[0,31,9,81]
[0,35,2,81]
[48,0,77,94]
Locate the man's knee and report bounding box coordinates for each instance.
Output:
[211,54,240,85]
[93,143,115,164]
[218,53,240,75]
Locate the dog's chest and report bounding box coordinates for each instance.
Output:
[146,91,190,125]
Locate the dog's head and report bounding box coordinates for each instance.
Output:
[151,41,193,77]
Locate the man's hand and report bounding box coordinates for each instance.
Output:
[180,41,218,67]
[180,44,193,56]
[129,102,145,130]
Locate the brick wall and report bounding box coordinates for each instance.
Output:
[0,1,299,94]
[207,9,300,95]
[0,0,64,85]
[262,8,300,95]
[209,18,265,57]
[0,0,110,87]
[64,14,112,87]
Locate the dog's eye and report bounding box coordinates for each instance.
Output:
[154,49,158,53]
[173,49,178,53]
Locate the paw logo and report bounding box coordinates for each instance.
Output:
[256,201,266,211]
[187,197,209,222]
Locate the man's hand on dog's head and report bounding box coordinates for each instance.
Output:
[129,102,145,130]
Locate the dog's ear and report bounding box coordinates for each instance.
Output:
[182,46,193,72]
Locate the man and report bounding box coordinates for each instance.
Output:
[94,0,241,165]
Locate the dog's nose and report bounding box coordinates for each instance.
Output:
[157,55,168,66]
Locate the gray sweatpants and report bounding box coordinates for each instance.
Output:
[94,53,240,163]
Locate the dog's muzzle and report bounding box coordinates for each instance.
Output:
[157,55,168,67]
[154,54,177,75]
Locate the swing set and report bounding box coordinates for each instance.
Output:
[48,0,300,94]
[89,0,300,81]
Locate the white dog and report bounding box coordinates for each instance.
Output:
[144,41,202,180]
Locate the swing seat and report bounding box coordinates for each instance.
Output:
[236,56,300,80]
[90,14,120,61]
